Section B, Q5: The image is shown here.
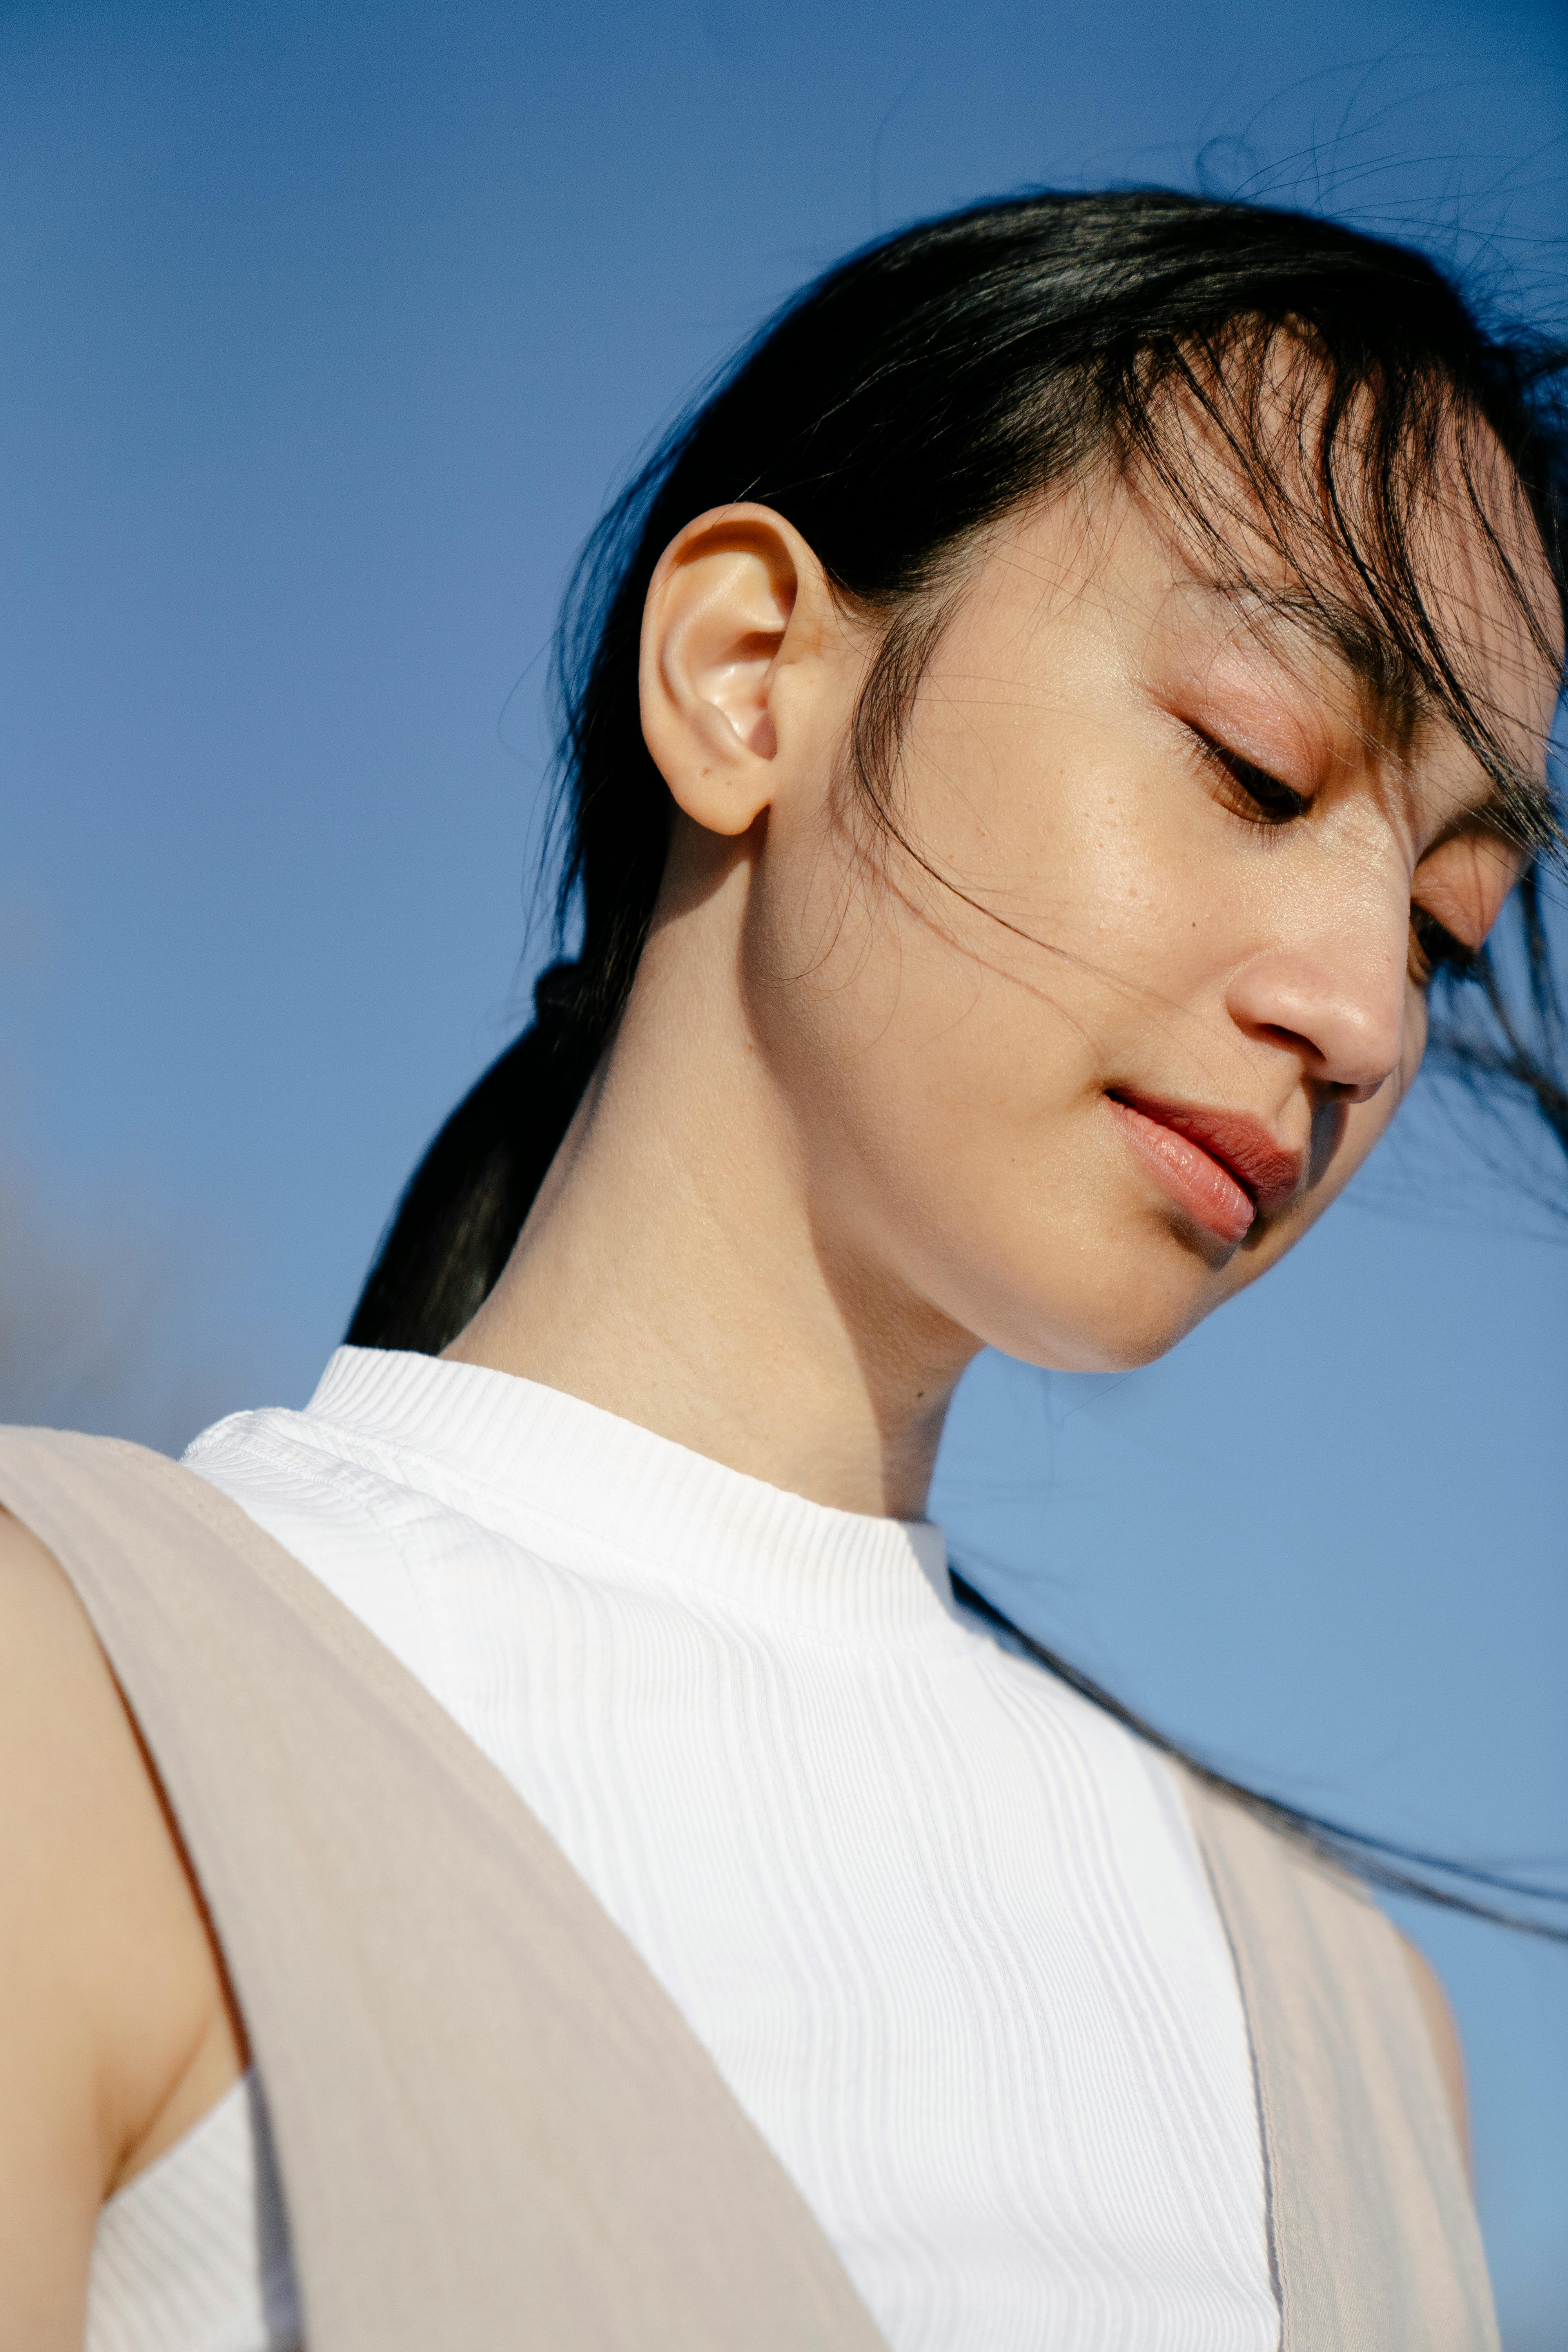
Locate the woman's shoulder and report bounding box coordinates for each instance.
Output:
[0,1507,246,2339]
[1178,1764,1472,2167]
[1392,1928,1469,2170]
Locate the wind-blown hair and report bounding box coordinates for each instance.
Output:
[348,189,1568,1932]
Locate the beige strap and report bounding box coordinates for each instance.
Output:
[0,1427,887,2352]
[1181,1770,1500,2351]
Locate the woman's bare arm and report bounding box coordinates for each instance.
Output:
[0,1510,243,2351]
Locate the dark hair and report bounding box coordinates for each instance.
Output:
[349,189,1568,1932]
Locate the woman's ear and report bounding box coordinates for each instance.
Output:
[639,504,835,837]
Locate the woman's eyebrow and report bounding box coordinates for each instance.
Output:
[1242,587,1558,846]
[1243,589,1428,737]
[1189,580,1424,733]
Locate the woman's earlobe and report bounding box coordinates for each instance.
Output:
[639,506,809,837]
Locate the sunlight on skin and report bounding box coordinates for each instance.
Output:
[452,411,1559,1528]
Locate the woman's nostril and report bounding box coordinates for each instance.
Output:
[1226,952,1406,1097]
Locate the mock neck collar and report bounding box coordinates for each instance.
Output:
[303,1347,955,1641]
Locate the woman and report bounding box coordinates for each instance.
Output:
[1,190,1563,2352]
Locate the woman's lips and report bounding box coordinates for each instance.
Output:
[1107,1092,1304,1247]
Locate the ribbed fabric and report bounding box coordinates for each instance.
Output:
[90,1345,1279,2352]
[86,2074,300,2352]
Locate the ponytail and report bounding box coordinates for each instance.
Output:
[346,962,608,1354]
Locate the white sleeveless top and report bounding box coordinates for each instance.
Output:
[87,1346,1279,2352]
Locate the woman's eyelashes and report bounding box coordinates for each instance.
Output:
[1184,717,1490,986]
[1408,900,1482,988]
[1189,726,1311,827]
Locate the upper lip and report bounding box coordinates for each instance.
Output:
[1108,1090,1305,1210]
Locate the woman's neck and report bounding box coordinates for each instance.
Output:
[445,878,975,1519]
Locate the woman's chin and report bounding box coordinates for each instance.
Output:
[979,1280,1214,1379]
[955,1201,1236,1368]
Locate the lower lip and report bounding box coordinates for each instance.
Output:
[1107,1097,1256,1246]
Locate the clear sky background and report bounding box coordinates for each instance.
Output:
[0,0,1564,2337]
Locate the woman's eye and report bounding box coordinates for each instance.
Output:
[1408,902,1482,989]
[1193,730,1310,826]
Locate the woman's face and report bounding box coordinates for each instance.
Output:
[725,461,1560,1374]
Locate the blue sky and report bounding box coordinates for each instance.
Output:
[0,0,1563,2336]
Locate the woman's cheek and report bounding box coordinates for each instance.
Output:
[1414,834,1521,951]
[1401,981,1432,1090]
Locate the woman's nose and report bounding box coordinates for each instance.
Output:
[1223,946,1406,1102]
